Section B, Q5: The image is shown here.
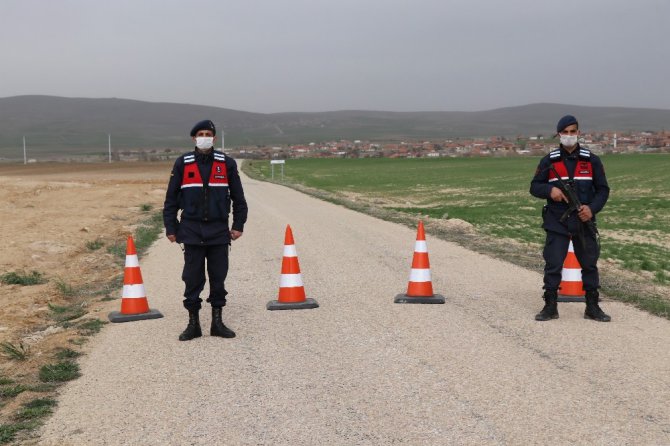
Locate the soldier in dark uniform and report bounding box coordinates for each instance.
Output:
[163,120,248,340]
[530,115,611,322]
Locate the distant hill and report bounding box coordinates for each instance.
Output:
[1,95,668,158]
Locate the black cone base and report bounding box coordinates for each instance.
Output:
[108,308,164,323]
[394,294,445,304]
[267,298,319,311]
[557,295,585,302]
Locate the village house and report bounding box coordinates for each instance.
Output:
[223,130,669,160]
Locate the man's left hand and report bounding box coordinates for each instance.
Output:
[578,205,593,222]
[230,230,243,241]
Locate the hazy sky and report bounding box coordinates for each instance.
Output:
[1,0,668,113]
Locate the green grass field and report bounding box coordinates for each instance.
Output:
[244,153,670,315]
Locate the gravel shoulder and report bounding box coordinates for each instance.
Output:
[37,173,670,445]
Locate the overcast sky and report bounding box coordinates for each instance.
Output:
[1,0,668,113]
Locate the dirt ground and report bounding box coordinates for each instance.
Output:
[32,169,670,445]
[0,161,172,424]
[2,161,668,441]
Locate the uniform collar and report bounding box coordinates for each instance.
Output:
[194,149,214,163]
[560,144,580,159]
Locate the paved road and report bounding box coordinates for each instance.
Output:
[39,174,670,445]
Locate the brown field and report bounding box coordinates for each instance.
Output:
[0,162,172,425]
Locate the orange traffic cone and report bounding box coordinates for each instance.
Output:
[267,225,319,310]
[108,236,163,322]
[395,221,445,304]
[557,239,585,302]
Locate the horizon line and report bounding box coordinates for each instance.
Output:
[2,94,670,115]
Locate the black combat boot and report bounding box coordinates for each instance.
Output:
[535,290,559,321]
[210,307,236,338]
[584,290,611,322]
[178,308,202,341]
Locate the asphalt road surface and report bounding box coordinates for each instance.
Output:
[38,173,670,445]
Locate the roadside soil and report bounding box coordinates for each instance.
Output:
[1,161,668,445]
[34,170,670,445]
[0,162,171,427]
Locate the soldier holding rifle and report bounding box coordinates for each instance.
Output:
[530,115,611,322]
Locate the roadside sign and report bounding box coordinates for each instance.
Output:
[271,159,285,180]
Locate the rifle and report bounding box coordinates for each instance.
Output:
[547,164,599,248]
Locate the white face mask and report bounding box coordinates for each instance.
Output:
[195,136,214,150]
[560,134,578,147]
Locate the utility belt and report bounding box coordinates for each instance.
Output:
[179,216,227,223]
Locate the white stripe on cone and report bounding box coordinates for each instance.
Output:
[561,268,582,282]
[414,241,428,253]
[122,284,147,299]
[280,273,304,288]
[283,244,297,257]
[125,255,139,268]
[409,268,432,282]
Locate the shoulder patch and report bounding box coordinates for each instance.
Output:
[183,154,195,164]
[578,148,591,160]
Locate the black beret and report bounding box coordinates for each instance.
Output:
[190,120,216,137]
[556,115,578,133]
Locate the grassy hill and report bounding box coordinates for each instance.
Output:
[1,95,668,159]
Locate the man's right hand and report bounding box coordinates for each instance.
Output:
[550,187,568,203]
[167,234,176,243]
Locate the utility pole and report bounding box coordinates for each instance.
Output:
[23,136,26,164]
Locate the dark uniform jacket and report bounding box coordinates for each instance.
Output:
[163,150,248,245]
[530,144,609,235]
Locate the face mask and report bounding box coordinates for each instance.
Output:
[560,134,578,147]
[195,136,214,150]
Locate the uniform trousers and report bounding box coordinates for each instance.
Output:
[182,243,229,310]
[543,229,600,292]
